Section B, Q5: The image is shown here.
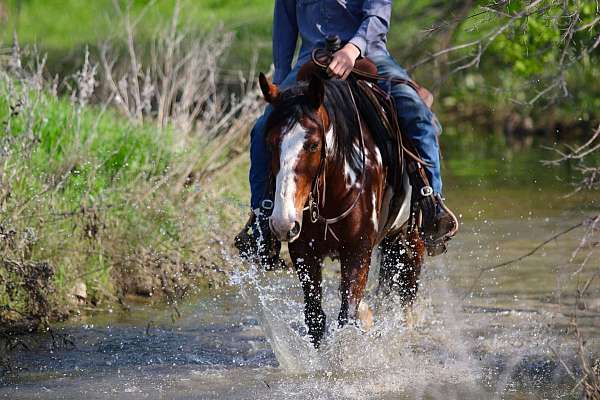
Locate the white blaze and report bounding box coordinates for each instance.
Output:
[271,122,307,237]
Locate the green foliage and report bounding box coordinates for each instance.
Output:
[491,15,560,76]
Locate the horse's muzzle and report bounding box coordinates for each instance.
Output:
[269,218,302,242]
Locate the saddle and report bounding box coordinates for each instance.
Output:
[297,44,438,238]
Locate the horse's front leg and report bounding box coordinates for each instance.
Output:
[291,249,326,348]
[338,247,372,327]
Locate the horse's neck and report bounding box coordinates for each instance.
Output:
[323,137,369,200]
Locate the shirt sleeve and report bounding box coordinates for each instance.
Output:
[272,0,298,85]
[349,0,392,56]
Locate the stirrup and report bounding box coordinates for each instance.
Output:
[414,193,458,257]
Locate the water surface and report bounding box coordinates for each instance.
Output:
[1,173,598,399]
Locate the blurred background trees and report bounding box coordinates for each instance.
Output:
[2,0,598,145]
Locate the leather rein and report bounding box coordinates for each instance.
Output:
[310,49,432,167]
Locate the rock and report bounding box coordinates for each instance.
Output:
[72,281,87,302]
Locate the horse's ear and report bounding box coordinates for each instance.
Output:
[259,73,279,103]
[307,74,324,110]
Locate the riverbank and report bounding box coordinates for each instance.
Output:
[0,55,256,333]
[1,42,598,336]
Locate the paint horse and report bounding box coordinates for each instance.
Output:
[260,71,425,347]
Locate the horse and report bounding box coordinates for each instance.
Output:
[259,71,425,347]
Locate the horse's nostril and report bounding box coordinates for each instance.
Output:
[289,221,301,237]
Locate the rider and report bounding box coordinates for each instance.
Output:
[241,0,456,267]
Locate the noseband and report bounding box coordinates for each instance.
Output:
[305,81,366,241]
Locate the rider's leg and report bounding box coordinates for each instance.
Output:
[242,67,300,267]
[371,55,442,193]
[249,66,301,209]
[371,55,457,253]
[249,109,274,210]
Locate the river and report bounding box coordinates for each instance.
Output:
[1,152,599,399]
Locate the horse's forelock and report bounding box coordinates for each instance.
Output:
[266,84,321,139]
[265,80,362,172]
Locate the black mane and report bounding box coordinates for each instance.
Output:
[265,79,363,172]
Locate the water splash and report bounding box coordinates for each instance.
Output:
[232,250,566,399]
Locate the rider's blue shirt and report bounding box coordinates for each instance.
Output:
[272,0,392,84]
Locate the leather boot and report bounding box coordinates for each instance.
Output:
[234,202,287,270]
[419,194,458,256]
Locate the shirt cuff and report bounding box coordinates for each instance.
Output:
[349,36,367,57]
[273,67,291,85]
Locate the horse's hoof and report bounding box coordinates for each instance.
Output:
[358,301,374,331]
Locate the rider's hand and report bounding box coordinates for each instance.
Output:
[327,43,361,80]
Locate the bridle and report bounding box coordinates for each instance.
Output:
[304,81,366,241]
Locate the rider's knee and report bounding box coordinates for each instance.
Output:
[393,88,438,128]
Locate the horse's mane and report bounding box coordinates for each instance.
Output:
[265,80,363,173]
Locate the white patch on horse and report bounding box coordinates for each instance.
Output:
[344,158,357,187]
[325,126,334,153]
[353,141,362,159]
[373,146,382,166]
[271,122,307,236]
[371,192,378,231]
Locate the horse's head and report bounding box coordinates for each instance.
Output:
[259,73,329,242]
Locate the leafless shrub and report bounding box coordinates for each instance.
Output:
[546,126,600,399]
[1,4,262,335]
[99,0,261,140]
[545,125,600,195]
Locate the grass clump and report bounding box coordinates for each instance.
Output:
[0,44,255,330]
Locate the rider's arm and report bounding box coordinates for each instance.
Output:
[272,0,298,85]
[348,0,392,56]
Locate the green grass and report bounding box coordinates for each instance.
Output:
[0,73,244,325]
[2,0,274,75]
[4,0,272,47]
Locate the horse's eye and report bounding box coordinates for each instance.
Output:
[309,143,319,153]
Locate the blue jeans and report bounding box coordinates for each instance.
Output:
[372,54,443,194]
[249,56,442,209]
